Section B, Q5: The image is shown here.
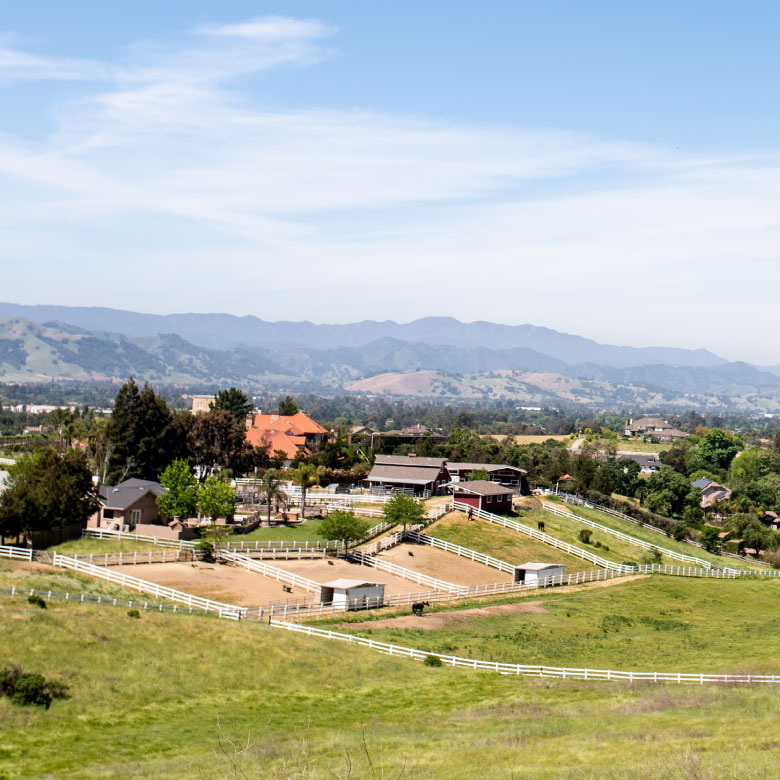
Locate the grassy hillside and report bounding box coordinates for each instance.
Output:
[1,567,780,778]
[428,513,601,573]
[341,575,780,673]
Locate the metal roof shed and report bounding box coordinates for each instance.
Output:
[320,579,386,611]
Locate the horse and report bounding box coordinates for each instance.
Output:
[412,600,430,616]
[537,521,545,532]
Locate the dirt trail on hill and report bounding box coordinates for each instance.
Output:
[337,574,648,631]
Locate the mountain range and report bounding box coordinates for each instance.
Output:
[1,303,780,412]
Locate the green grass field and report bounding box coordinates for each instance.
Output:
[239,517,327,542]
[428,513,599,573]
[2,564,780,778]
[50,537,163,554]
[560,503,763,571]
[342,575,780,674]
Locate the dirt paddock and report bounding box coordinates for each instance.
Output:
[375,543,512,587]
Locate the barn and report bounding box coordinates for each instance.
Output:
[446,462,527,488]
[319,579,386,610]
[451,480,514,513]
[366,455,451,496]
[513,563,565,585]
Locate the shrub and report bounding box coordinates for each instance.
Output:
[0,666,69,709]
[763,549,780,569]
[127,609,141,619]
[423,655,443,667]
[196,539,216,563]
[641,548,663,565]
[27,595,46,609]
[578,529,592,544]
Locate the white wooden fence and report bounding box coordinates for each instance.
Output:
[558,492,771,567]
[347,549,469,594]
[0,544,33,561]
[218,550,322,593]
[404,531,516,574]
[83,528,198,549]
[71,549,188,566]
[268,620,780,684]
[50,552,245,619]
[0,586,212,615]
[541,503,712,568]
[452,502,636,574]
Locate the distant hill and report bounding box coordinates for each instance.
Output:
[0,303,725,368]
[2,316,780,412]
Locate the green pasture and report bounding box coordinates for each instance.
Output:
[239,516,327,542]
[343,575,780,675]
[429,512,597,573]
[3,570,780,779]
[562,503,763,572]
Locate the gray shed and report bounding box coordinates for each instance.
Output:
[513,562,565,585]
[320,579,386,610]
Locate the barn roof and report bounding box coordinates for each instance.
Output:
[374,455,448,468]
[516,562,564,571]
[367,465,442,485]
[322,579,380,589]
[451,480,514,497]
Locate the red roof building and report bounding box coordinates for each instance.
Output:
[246,411,328,462]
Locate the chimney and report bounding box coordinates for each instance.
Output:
[408,453,416,458]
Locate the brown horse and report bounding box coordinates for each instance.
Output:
[412,600,430,616]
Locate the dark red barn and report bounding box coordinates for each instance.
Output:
[451,480,514,514]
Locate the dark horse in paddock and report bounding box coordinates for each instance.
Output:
[412,600,430,616]
[537,521,545,532]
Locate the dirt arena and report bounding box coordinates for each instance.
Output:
[375,543,513,587]
[270,558,429,596]
[110,562,315,606]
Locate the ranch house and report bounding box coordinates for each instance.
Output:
[451,480,514,513]
[91,478,168,531]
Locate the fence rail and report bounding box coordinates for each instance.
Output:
[83,528,198,549]
[218,550,322,593]
[0,586,212,616]
[268,620,780,684]
[0,544,33,561]
[71,549,188,566]
[404,530,516,574]
[347,549,470,594]
[452,502,636,574]
[51,552,245,619]
[541,502,712,568]
[558,492,771,568]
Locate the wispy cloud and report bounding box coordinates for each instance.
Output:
[1,17,780,361]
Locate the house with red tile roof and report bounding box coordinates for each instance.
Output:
[245,411,328,465]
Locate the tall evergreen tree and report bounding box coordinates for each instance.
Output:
[212,387,253,424]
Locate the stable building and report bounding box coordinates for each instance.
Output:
[450,480,514,513]
[320,579,385,610]
[513,563,565,586]
[446,462,527,488]
[366,455,451,496]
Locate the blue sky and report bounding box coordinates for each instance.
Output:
[2,1,780,362]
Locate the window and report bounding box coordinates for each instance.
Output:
[130,509,142,524]
[486,495,493,504]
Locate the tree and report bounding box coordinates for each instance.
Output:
[105,379,183,484]
[318,510,371,548]
[189,409,250,477]
[292,463,319,520]
[156,459,197,520]
[278,396,299,416]
[212,388,253,424]
[468,468,489,481]
[382,493,426,529]
[258,468,287,524]
[699,525,721,552]
[197,475,236,523]
[0,448,98,541]
[697,428,741,472]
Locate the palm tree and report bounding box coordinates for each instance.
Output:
[293,463,319,520]
[259,468,287,524]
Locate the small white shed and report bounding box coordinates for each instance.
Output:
[320,579,386,610]
[513,563,565,586]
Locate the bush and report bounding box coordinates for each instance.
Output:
[640,548,662,565]
[27,595,46,609]
[423,655,443,667]
[127,609,141,619]
[196,539,216,563]
[0,666,69,709]
[578,529,592,544]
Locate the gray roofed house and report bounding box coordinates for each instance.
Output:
[92,478,169,532]
[445,461,527,486]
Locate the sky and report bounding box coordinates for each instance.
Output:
[1,1,780,363]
